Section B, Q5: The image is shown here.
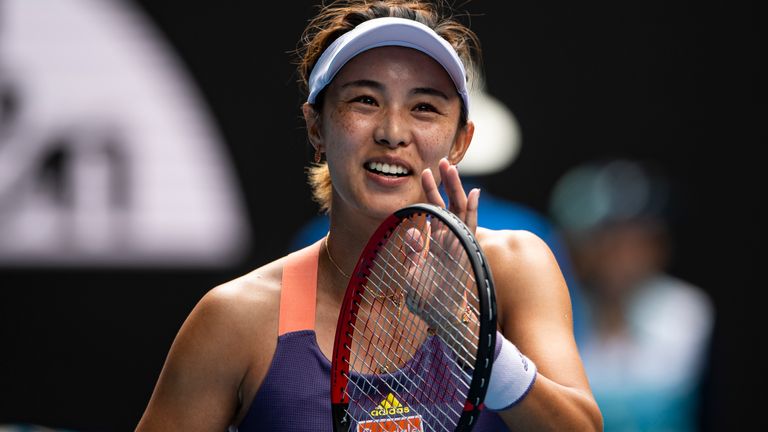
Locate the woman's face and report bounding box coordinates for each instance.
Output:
[307,46,472,221]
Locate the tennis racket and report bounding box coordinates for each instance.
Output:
[330,203,497,432]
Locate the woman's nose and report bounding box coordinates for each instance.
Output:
[374,108,411,148]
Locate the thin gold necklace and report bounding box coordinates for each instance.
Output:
[323,233,350,279]
[323,233,403,311]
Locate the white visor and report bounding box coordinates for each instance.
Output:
[307,17,469,114]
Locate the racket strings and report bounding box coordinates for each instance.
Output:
[341,337,466,431]
[342,355,462,432]
[344,316,464,428]
[342,337,463,429]
[342,215,484,430]
[355,293,422,370]
[364,217,480,367]
[355,261,425,370]
[393,222,479,352]
[401,217,480,318]
[366,257,478,366]
[348,302,475,396]
[344,283,463,426]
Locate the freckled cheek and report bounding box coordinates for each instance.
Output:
[329,109,368,145]
[416,128,455,158]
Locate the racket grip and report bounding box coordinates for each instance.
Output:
[484,331,537,411]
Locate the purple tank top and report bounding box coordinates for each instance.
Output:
[233,241,509,431]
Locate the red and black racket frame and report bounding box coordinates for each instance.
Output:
[330,203,498,432]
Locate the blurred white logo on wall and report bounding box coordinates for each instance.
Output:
[0,0,250,267]
[459,83,521,176]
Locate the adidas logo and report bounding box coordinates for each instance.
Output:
[370,393,411,417]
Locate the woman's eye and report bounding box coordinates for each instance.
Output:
[351,95,377,105]
[414,103,438,113]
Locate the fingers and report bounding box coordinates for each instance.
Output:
[423,158,480,233]
[440,158,468,220]
[466,188,480,233]
[421,168,446,208]
[423,158,466,212]
[403,227,424,260]
[403,223,430,263]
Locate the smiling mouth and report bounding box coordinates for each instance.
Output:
[366,161,411,177]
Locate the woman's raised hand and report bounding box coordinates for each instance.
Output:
[421,158,480,234]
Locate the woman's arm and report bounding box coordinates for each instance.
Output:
[480,229,603,431]
[135,275,279,431]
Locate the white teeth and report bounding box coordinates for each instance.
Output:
[367,161,410,175]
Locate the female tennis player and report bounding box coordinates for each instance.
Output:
[136,1,602,430]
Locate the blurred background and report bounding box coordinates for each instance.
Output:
[0,0,760,430]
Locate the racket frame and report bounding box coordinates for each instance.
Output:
[330,203,498,432]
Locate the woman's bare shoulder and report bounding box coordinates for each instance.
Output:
[476,227,556,268]
[198,257,288,332]
[135,257,293,430]
[475,227,571,330]
[170,257,291,387]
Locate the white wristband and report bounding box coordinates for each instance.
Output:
[484,331,537,411]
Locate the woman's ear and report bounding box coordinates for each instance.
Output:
[302,102,323,151]
[448,120,475,165]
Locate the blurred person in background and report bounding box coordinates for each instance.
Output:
[549,158,715,431]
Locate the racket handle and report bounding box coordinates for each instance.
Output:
[484,331,537,411]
